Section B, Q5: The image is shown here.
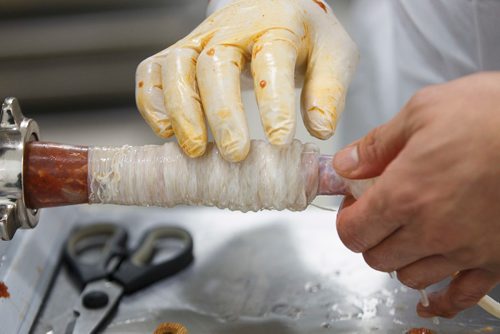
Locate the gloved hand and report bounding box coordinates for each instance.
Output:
[136,0,358,162]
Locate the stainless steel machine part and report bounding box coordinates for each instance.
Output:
[0,97,40,240]
[31,206,500,333]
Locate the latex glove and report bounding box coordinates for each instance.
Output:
[136,0,358,162]
[333,72,500,318]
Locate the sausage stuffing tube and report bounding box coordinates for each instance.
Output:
[23,141,372,211]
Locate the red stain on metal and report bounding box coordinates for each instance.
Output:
[259,80,267,88]
[138,81,144,88]
[312,0,327,13]
[0,282,10,298]
[406,329,435,334]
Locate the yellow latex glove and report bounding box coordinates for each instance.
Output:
[136,0,358,162]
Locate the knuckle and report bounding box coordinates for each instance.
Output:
[420,221,455,254]
[448,248,477,268]
[197,47,216,65]
[358,126,386,164]
[168,46,197,65]
[168,46,185,58]
[258,27,301,48]
[136,55,160,77]
[362,250,390,272]
[423,228,449,254]
[404,85,441,123]
[381,181,420,224]
[136,57,150,73]
[336,213,367,253]
[397,271,427,290]
[452,290,483,310]
[456,251,476,268]
[407,86,435,110]
[369,191,390,219]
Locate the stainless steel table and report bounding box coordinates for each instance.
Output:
[28,205,500,333]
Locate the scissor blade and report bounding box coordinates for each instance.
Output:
[72,280,123,334]
[64,319,76,334]
[45,310,75,334]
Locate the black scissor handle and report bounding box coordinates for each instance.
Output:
[112,226,194,294]
[64,223,128,286]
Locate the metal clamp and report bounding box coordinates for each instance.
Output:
[0,97,40,240]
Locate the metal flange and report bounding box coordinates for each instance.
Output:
[0,97,40,240]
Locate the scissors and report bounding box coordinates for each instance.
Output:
[51,223,194,334]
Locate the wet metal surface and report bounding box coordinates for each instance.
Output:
[32,206,499,333]
[0,207,74,334]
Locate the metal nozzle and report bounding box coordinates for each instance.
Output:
[0,97,40,240]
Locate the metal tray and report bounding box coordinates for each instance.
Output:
[28,205,500,333]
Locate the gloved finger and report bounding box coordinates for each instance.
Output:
[161,47,207,158]
[397,255,461,290]
[197,45,250,162]
[301,28,358,140]
[252,29,299,145]
[417,269,499,318]
[136,57,173,138]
